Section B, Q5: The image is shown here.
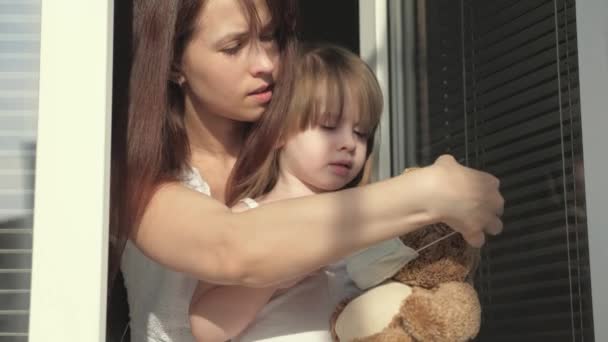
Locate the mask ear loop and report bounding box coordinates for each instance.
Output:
[415,231,458,253]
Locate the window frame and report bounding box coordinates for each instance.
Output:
[359,0,392,180]
[28,1,114,341]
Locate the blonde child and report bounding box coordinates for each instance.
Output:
[188,44,384,342]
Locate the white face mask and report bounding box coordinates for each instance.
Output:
[345,231,458,290]
[346,238,419,290]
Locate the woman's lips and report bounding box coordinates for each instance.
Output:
[248,84,274,104]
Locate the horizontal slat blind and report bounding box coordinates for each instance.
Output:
[0,0,40,340]
[416,0,593,341]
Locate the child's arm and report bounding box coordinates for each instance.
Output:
[186,201,312,341]
[188,283,278,342]
[188,272,309,342]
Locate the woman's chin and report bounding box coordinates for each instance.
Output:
[234,107,267,123]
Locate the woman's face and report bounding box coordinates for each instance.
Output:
[179,0,279,122]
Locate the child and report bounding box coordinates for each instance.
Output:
[188,43,384,342]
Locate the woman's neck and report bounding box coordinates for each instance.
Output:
[184,103,246,161]
[183,101,247,202]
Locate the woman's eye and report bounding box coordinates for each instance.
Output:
[320,125,336,131]
[260,30,277,42]
[222,43,243,55]
[261,34,275,42]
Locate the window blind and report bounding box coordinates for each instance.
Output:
[0,0,40,340]
[415,0,593,340]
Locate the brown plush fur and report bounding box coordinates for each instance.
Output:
[402,283,480,342]
[331,224,481,342]
[393,223,479,288]
[330,167,482,341]
[355,328,414,342]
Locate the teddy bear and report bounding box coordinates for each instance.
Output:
[329,178,482,341]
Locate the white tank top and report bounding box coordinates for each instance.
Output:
[121,167,209,342]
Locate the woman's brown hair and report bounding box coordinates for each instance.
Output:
[109,0,298,287]
[225,43,384,206]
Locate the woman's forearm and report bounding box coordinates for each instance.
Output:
[135,156,502,287]
[135,169,432,287]
[227,173,435,287]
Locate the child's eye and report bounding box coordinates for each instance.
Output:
[354,130,369,139]
[320,125,337,131]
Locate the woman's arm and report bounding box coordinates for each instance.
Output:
[132,155,503,287]
[188,284,277,342]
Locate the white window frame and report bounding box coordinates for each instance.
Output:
[28,0,114,341]
[359,0,392,181]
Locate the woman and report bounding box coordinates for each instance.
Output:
[110,0,504,341]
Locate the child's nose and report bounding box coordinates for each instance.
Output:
[339,131,357,152]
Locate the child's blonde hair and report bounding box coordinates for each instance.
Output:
[226,43,383,206]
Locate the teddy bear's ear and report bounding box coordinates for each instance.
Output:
[393,224,479,287]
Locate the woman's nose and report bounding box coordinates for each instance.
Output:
[250,45,276,77]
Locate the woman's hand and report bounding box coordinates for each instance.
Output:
[419,155,505,248]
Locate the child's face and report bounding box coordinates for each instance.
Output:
[280,96,369,193]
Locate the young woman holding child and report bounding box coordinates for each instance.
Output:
[112,0,504,341]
